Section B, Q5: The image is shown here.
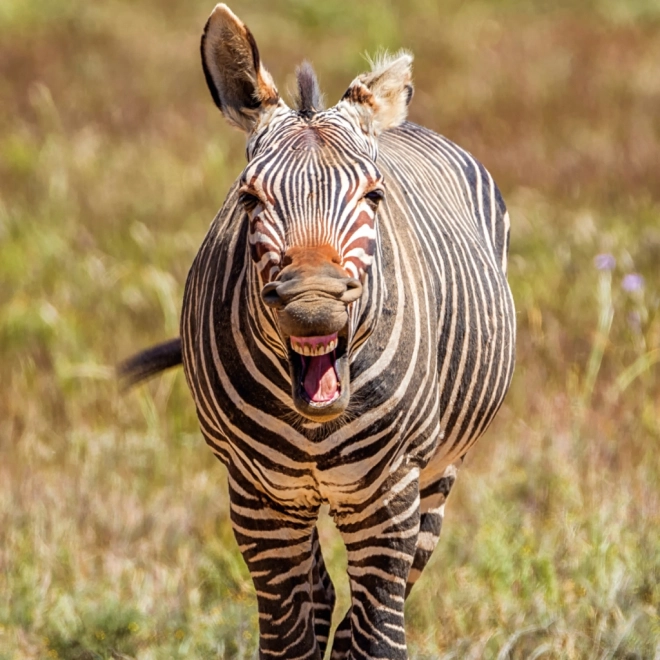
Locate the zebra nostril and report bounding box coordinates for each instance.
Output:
[341,278,362,304]
[261,282,284,308]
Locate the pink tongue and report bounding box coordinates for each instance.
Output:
[303,353,338,403]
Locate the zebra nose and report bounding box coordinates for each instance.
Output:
[341,277,363,304]
[261,282,285,309]
[260,276,363,309]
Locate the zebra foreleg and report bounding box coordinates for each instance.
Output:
[330,468,421,660]
[228,480,322,660]
[405,462,458,597]
[311,526,336,656]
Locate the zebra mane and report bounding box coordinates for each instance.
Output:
[295,61,324,117]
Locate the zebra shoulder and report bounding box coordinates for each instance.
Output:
[382,121,510,274]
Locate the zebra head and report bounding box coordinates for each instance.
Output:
[201,4,413,422]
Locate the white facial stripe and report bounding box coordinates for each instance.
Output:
[343,247,374,264]
[344,262,360,279]
[342,221,377,245]
[256,250,281,273]
[249,229,281,248]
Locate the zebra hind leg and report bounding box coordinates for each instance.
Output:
[311,526,336,657]
[329,617,351,660]
[405,462,458,597]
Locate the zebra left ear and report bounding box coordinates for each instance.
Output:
[201,4,280,134]
[340,51,413,135]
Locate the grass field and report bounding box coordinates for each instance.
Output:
[1,0,659,658]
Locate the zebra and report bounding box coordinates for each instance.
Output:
[121,4,516,658]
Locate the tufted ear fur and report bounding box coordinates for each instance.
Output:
[201,4,280,133]
[340,52,413,135]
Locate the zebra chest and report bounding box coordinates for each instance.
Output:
[193,357,441,508]
[185,261,447,508]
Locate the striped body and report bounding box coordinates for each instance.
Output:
[181,119,515,657]
[183,119,514,506]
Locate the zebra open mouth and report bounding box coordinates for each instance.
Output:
[287,331,350,420]
[290,332,341,405]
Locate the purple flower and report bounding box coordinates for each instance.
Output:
[622,273,644,293]
[594,253,616,271]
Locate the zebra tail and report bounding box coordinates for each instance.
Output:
[117,337,183,389]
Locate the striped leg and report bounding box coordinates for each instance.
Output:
[229,478,322,660]
[311,526,336,656]
[405,463,458,597]
[330,468,421,660]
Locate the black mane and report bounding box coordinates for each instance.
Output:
[295,61,324,117]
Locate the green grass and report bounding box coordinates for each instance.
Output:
[1,0,659,658]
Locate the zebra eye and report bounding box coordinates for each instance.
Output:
[239,191,264,215]
[364,189,384,208]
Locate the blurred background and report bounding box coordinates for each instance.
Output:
[1,0,659,658]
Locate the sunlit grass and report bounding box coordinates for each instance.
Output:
[1,0,659,658]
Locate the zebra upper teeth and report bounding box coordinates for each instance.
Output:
[290,333,338,356]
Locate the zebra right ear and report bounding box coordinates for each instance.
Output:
[201,4,281,134]
[340,51,414,136]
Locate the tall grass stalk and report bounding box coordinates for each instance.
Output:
[574,267,614,437]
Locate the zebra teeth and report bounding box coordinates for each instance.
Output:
[289,333,339,356]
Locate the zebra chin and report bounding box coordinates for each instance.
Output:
[287,332,351,422]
